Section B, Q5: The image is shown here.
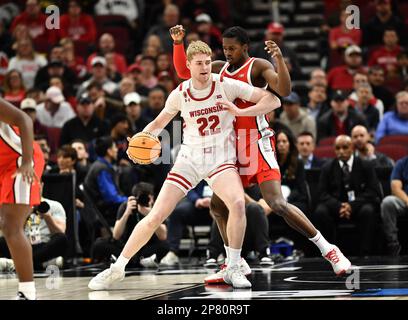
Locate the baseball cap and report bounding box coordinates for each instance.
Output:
[331,90,347,101]
[345,45,362,56]
[127,63,142,73]
[123,92,141,105]
[157,71,172,81]
[48,60,64,68]
[91,56,107,67]
[195,13,212,23]
[78,94,92,105]
[267,22,284,34]
[20,98,37,110]
[46,86,65,104]
[283,92,300,104]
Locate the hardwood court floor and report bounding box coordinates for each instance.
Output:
[1,256,408,300]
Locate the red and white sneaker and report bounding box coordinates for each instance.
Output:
[204,258,251,284]
[324,246,351,276]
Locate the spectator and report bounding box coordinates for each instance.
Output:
[251,22,301,80]
[58,0,97,45]
[0,19,13,59]
[60,37,87,80]
[2,69,26,107]
[48,144,78,175]
[327,45,365,92]
[84,136,128,225]
[279,92,316,138]
[351,83,380,133]
[329,9,362,50]
[157,71,176,95]
[368,65,395,111]
[35,134,52,172]
[126,63,150,97]
[76,56,118,99]
[306,84,330,122]
[20,97,47,137]
[139,56,158,90]
[91,182,169,267]
[94,0,140,29]
[71,139,91,186]
[297,131,326,169]
[156,52,174,76]
[368,28,402,78]
[36,86,75,128]
[312,135,382,256]
[87,33,127,74]
[60,94,109,146]
[362,0,406,48]
[396,49,408,90]
[309,68,328,88]
[123,92,148,135]
[351,125,394,168]
[10,0,57,50]
[375,91,408,143]
[381,156,408,256]
[317,90,367,142]
[109,113,131,167]
[0,194,67,271]
[104,53,123,83]
[195,14,222,59]
[49,76,77,111]
[8,38,47,89]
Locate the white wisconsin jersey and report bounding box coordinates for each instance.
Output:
[164,74,254,149]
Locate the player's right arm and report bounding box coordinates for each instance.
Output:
[0,98,37,184]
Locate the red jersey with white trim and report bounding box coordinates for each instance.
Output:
[219,57,274,143]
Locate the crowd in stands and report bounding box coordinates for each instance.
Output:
[0,0,407,271]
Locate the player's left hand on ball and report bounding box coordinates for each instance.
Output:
[216,100,241,116]
[264,40,283,59]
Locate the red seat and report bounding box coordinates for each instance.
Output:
[314,145,336,159]
[376,144,408,162]
[378,135,408,146]
[318,136,337,147]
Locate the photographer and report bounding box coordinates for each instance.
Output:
[91,182,169,267]
[0,197,68,271]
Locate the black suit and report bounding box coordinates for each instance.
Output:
[312,157,382,255]
[311,156,326,169]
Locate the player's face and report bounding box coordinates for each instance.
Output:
[188,53,212,83]
[222,37,246,65]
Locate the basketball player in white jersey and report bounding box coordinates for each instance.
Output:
[88,41,281,290]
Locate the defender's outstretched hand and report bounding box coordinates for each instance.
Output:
[264,40,283,59]
[170,25,186,43]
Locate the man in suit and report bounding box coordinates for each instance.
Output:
[317,90,367,143]
[312,135,382,256]
[297,131,326,169]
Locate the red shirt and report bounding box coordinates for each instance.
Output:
[334,115,346,135]
[368,46,401,74]
[327,65,365,91]
[4,90,26,108]
[329,26,361,48]
[58,14,97,44]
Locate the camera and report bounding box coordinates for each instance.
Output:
[33,201,50,215]
[136,192,151,207]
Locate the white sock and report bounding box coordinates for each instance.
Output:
[309,231,333,256]
[224,245,230,263]
[18,281,36,300]
[112,254,129,272]
[228,247,241,268]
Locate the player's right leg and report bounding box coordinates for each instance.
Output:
[88,183,185,290]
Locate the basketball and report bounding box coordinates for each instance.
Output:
[127,132,161,164]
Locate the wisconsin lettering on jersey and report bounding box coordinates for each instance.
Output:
[189,105,224,118]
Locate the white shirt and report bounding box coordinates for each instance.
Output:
[36,101,76,128]
[339,154,354,170]
[8,55,47,89]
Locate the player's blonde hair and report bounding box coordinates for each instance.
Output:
[186,40,212,61]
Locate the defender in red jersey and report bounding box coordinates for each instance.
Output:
[0,98,44,300]
[171,25,351,281]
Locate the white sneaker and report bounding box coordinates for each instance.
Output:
[324,245,351,276]
[42,256,64,269]
[88,264,125,290]
[204,258,251,284]
[223,264,252,288]
[140,254,158,268]
[0,258,15,272]
[159,251,179,266]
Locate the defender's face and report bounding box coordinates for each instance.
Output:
[222,37,247,65]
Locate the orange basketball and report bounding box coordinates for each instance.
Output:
[127,132,161,164]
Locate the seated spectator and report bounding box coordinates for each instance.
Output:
[2,69,26,107]
[71,139,91,186]
[157,71,176,95]
[58,0,97,45]
[20,97,47,137]
[60,94,109,146]
[104,52,123,83]
[48,145,78,175]
[317,90,367,142]
[109,113,131,167]
[87,33,127,74]
[329,9,362,50]
[84,136,127,225]
[327,45,365,92]
[10,0,57,50]
[8,38,47,89]
[195,14,223,59]
[126,63,150,97]
[368,65,395,112]
[160,181,213,266]
[91,182,169,267]
[94,0,140,30]
[312,135,382,256]
[123,92,148,135]
[35,134,53,172]
[36,86,75,128]
[351,84,380,133]
[0,190,68,271]
[49,76,77,112]
[297,131,326,169]
[308,68,328,88]
[306,84,330,122]
[279,92,316,139]
[139,56,158,90]
[375,91,408,143]
[60,37,87,80]
[250,22,301,80]
[381,155,408,256]
[394,50,408,91]
[156,53,175,79]
[351,125,394,168]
